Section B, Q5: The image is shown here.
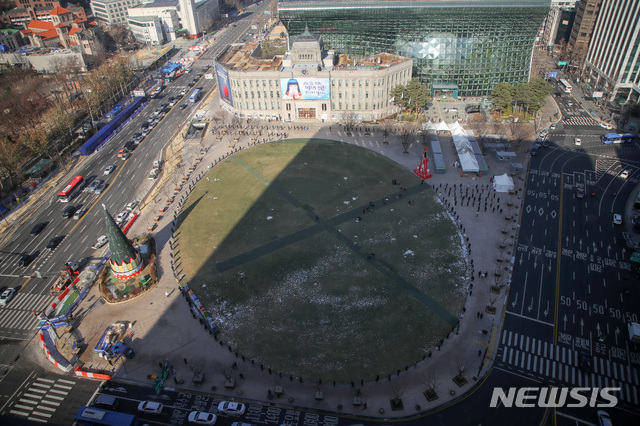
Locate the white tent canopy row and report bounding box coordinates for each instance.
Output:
[450,122,479,172]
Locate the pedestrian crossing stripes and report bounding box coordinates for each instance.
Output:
[499,330,639,405]
[0,293,51,331]
[595,158,621,183]
[9,377,75,423]
[562,116,600,127]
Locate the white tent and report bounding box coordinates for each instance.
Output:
[435,121,451,132]
[493,173,515,193]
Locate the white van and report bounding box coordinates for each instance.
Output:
[444,108,458,113]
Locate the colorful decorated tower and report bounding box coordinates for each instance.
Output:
[103,204,143,279]
[414,147,433,180]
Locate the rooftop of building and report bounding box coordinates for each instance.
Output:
[277,0,552,8]
[218,41,409,72]
[130,0,178,9]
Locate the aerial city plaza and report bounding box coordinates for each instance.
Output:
[0,0,639,425]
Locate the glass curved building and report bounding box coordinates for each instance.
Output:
[278,0,551,97]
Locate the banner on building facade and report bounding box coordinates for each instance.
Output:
[215,64,234,107]
[280,78,330,100]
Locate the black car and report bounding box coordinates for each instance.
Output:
[179,104,188,110]
[18,254,33,267]
[579,352,592,374]
[30,222,46,236]
[46,236,63,250]
[124,141,135,151]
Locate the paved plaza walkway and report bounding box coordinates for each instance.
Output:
[28,95,561,419]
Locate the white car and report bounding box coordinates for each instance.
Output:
[613,214,623,225]
[104,165,115,175]
[180,88,188,96]
[188,411,217,424]
[115,211,130,225]
[620,170,630,179]
[599,122,613,130]
[574,138,582,146]
[217,401,246,417]
[138,401,163,414]
[0,288,16,306]
[126,201,138,211]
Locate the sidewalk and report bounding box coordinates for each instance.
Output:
[41,101,558,417]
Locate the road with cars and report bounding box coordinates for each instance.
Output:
[2,3,640,425]
[0,2,278,423]
[493,86,640,425]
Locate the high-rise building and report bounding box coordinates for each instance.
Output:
[568,0,602,65]
[278,0,551,97]
[540,1,577,49]
[581,0,640,104]
[91,0,142,28]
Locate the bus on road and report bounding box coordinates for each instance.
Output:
[74,406,136,426]
[189,88,201,103]
[58,175,84,202]
[559,78,573,93]
[601,133,635,144]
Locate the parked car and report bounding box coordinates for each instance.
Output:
[188,411,217,425]
[104,165,115,175]
[46,236,63,249]
[597,410,612,426]
[180,89,188,96]
[179,104,188,110]
[30,222,46,236]
[89,179,103,192]
[137,401,163,414]
[613,214,623,225]
[217,401,246,417]
[549,122,557,130]
[73,207,88,220]
[93,394,119,410]
[0,288,16,306]
[92,235,108,249]
[18,253,34,267]
[579,352,592,374]
[540,129,548,138]
[530,145,539,156]
[599,122,613,130]
[115,211,130,225]
[62,205,76,219]
[126,201,138,211]
[149,169,160,179]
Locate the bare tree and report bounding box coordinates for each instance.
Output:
[396,122,417,154]
[421,369,438,392]
[455,356,467,377]
[341,112,358,133]
[380,119,394,145]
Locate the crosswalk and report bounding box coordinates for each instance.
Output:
[498,330,640,406]
[0,292,51,332]
[9,377,76,423]
[562,116,600,127]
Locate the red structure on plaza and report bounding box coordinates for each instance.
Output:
[414,148,433,180]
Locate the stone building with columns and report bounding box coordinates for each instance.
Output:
[214,27,412,123]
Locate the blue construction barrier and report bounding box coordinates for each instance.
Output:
[80,96,146,155]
